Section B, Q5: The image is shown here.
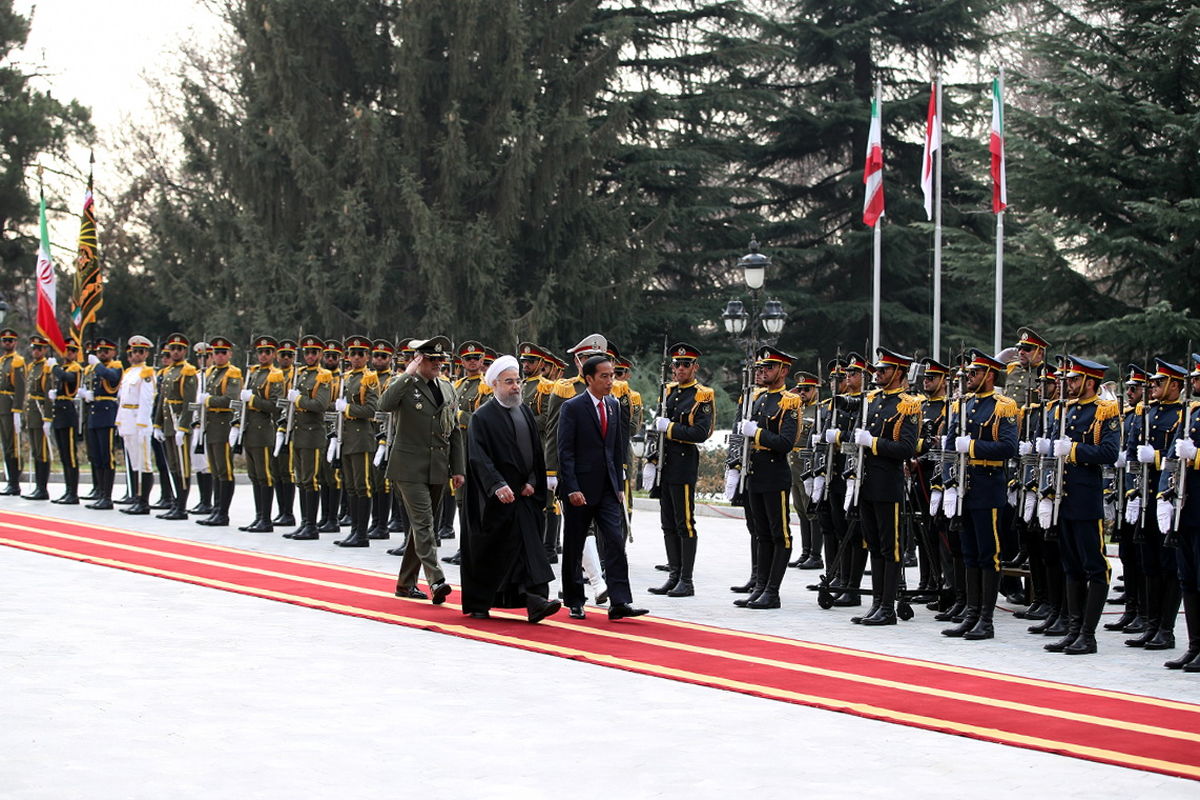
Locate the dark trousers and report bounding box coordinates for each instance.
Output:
[562,486,631,607]
[748,488,791,592]
[960,506,1003,572]
[86,426,116,471]
[659,481,697,539]
[1060,517,1110,583]
[53,426,79,487]
[1179,526,1200,592]
[860,500,901,563]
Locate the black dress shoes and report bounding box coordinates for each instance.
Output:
[430,581,452,604]
[568,606,586,620]
[527,598,562,624]
[468,611,491,620]
[608,603,649,620]
[394,586,429,600]
[386,544,407,556]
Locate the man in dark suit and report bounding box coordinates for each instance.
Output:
[557,354,648,621]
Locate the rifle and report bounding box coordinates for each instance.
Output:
[849,340,871,508]
[1051,356,1070,527]
[276,327,302,458]
[192,339,209,454]
[649,335,668,497]
[824,348,843,492]
[1168,341,1194,547]
[1138,370,1151,533]
[736,342,755,496]
[233,338,252,455]
[950,351,970,517]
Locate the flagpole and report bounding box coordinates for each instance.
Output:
[933,73,943,361]
[872,80,882,355]
[994,67,1005,354]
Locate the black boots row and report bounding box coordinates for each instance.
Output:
[648,535,697,597]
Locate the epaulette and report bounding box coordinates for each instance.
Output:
[140,366,156,380]
[1191,400,1200,412]
[751,386,766,399]
[866,388,881,400]
[65,361,81,373]
[479,382,493,396]
[553,379,576,399]
[1006,361,1019,374]
[666,381,679,389]
[180,363,198,377]
[694,385,714,403]
[611,381,629,398]
[992,393,1019,418]
[226,365,243,379]
[362,371,380,387]
[536,379,554,395]
[778,392,802,411]
[266,367,285,383]
[1094,399,1119,422]
[1135,401,1145,415]
[10,354,25,368]
[315,369,332,384]
[897,393,922,416]
[629,389,642,405]
[111,360,124,370]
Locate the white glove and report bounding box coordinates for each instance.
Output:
[654,417,669,432]
[228,426,240,447]
[197,392,210,406]
[1178,438,1198,462]
[174,429,185,447]
[1054,438,1073,458]
[273,430,286,456]
[802,476,814,497]
[81,389,94,402]
[153,428,165,442]
[335,398,348,413]
[546,476,558,492]
[1018,441,1032,456]
[1022,491,1036,523]
[87,354,100,366]
[740,419,758,437]
[1037,497,1053,529]
[954,435,972,454]
[843,478,856,512]
[1035,437,1050,455]
[724,468,740,500]
[642,463,656,488]
[239,389,253,403]
[1124,496,1142,526]
[853,428,873,447]
[1114,451,1127,469]
[929,489,943,515]
[326,439,339,462]
[42,421,51,438]
[46,389,56,402]
[942,487,959,519]
[810,433,822,448]
[1158,500,1174,534]
[45,357,57,367]
[810,475,826,504]
[12,413,20,435]
[286,389,301,403]
[373,441,387,467]
[1137,444,1156,464]
[1007,487,1018,507]
[824,429,839,445]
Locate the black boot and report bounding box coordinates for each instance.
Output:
[935,555,967,621]
[22,461,50,500]
[852,554,884,624]
[388,494,405,532]
[943,568,981,637]
[157,473,189,519]
[1046,579,1084,652]
[287,489,320,540]
[964,568,999,640]
[667,536,697,597]
[1146,578,1181,650]
[87,468,115,510]
[188,472,214,515]
[731,528,759,593]
[1166,591,1200,669]
[120,472,151,515]
[337,489,352,527]
[1126,575,1162,647]
[53,462,80,505]
[244,484,275,532]
[1064,579,1107,655]
[335,495,371,547]
[366,491,391,539]
[736,536,772,607]
[149,470,174,509]
[272,481,296,526]
[239,483,265,531]
[649,535,681,595]
[197,480,233,527]
[748,540,790,609]
[862,560,899,626]
[317,485,340,533]
[79,467,99,500]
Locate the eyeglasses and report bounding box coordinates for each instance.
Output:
[1017,344,1035,353]
[462,354,483,361]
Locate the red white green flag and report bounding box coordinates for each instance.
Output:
[35,189,69,355]
[920,82,940,221]
[990,76,1007,213]
[862,95,884,226]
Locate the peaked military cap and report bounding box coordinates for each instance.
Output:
[411,336,451,358]
[1016,327,1050,350]
[1190,354,1200,379]
[28,334,49,346]
[567,333,607,357]
[874,347,913,371]
[967,348,1005,373]
[844,352,872,373]
[0,328,17,340]
[1151,358,1187,381]
[371,339,395,356]
[208,336,233,351]
[1040,362,1059,381]
[300,335,324,350]
[1064,355,1108,381]
[277,339,297,354]
[827,358,847,376]
[165,332,189,348]
[517,342,546,362]
[669,342,702,362]
[125,334,151,349]
[615,356,633,370]
[483,347,497,364]
[344,335,371,352]
[399,338,416,355]
[755,345,795,367]
[793,371,820,388]
[323,338,344,355]
[1124,364,1148,385]
[94,336,118,349]
[458,340,486,358]
[254,336,278,351]
[921,356,950,376]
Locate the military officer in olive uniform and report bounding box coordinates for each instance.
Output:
[270,338,298,527]
[733,346,801,609]
[22,335,55,500]
[329,335,381,547]
[365,338,396,540]
[84,337,124,510]
[282,335,334,540]
[442,340,489,563]
[192,337,241,526]
[380,336,464,604]
[316,338,344,533]
[236,336,285,532]
[518,342,559,561]
[0,328,26,495]
[49,341,84,504]
[644,342,714,598]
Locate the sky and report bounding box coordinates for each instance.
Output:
[14,0,224,257]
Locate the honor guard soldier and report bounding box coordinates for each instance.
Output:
[49,342,83,504]
[644,342,714,597]
[1163,355,1200,670]
[913,357,954,611]
[1007,327,1049,403]
[1107,365,1150,634]
[114,336,157,514]
[282,335,334,540]
[328,336,381,547]
[847,348,920,626]
[83,337,123,509]
[442,340,489,562]
[380,336,464,603]
[0,328,25,494]
[608,344,643,531]
[939,349,1018,639]
[271,338,298,527]
[732,346,801,609]
[1026,363,1072,638]
[153,334,195,518]
[1038,355,1120,655]
[364,338,396,540]
[236,336,285,532]
[185,342,216,518]
[22,335,55,500]
[384,338,415,550]
[315,339,344,533]
[820,353,872,605]
[193,336,241,526]
[1126,358,1186,651]
[788,370,822,569]
[518,342,559,561]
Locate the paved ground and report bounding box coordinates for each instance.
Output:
[2,488,1198,798]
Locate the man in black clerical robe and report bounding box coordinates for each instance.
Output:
[462,356,561,623]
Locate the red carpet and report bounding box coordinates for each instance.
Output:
[3,508,1199,780]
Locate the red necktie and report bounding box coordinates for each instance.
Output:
[598,398,608,439]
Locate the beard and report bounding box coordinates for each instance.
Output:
[494,391,522,409]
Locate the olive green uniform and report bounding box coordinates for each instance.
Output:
[0,350,27,490]
[290,364,333,490]
[338,366,380,498]
[155,361,198,483]
[241,364,284,487]
[202,363,243,481]
[25,357,54,467]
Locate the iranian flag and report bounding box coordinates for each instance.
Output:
[920,82,940,221]
[35,189,68,355]
[990,76,1007,213]
[862,94,884,227]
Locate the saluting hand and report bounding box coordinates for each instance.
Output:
[405,354,422,376]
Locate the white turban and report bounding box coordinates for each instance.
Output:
[485,355,520,387]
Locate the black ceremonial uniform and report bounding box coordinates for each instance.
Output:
[50,354,83,503]
[912,369,950,605]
